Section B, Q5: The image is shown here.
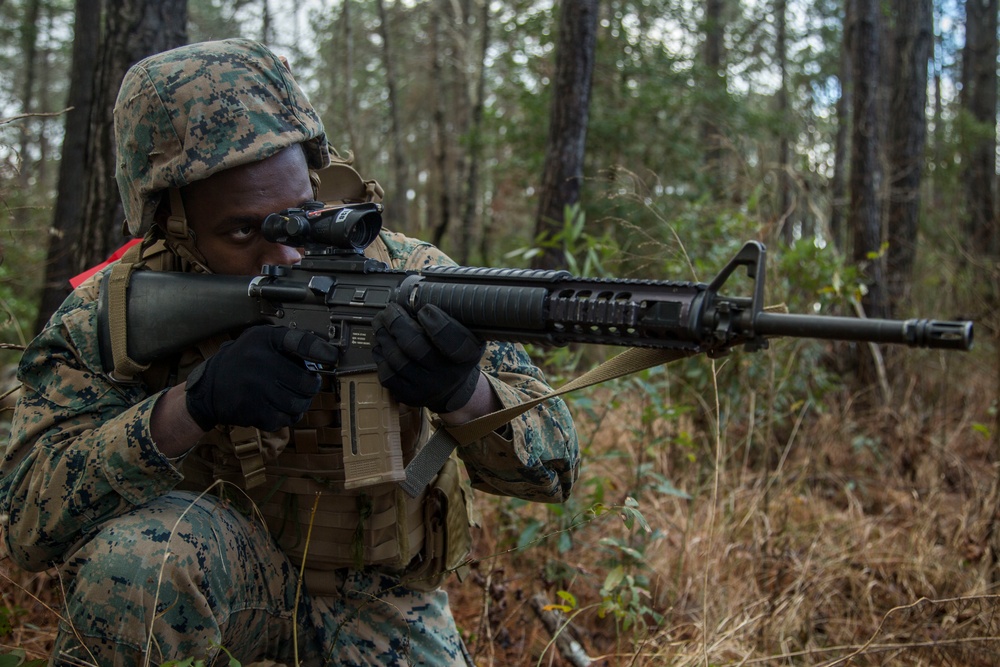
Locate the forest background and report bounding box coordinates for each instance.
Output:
[1,0,999,665]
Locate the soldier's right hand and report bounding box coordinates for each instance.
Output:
[184,325,340,432]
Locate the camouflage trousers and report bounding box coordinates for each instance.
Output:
[51,491,473,667]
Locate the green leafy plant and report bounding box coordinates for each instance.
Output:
[0,649,47,667]
[592,499,665,639]
[504,203,619,279]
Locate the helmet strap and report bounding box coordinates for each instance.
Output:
[162,187,213,274]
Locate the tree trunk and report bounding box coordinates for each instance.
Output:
[532,0,599,271]
[376,0,410,231]
[961,0,999,257]
[775,0,795,245]
[16,0,41,191]
[928,1,945,211]
[850,0,888,388]
[886,0,931,315]
[850,0,887,316]
[701,0,727,198]
[339,0,361,173]
[261,0,272,44]
[434,0,482,264]
[830,0,854,253]
[33,0,101,333]
[35,5,54,192]
[36,0,187,332]
[429,0,452,249]
[458,0,491,266]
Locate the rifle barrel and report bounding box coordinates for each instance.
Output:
[753,311,973,350]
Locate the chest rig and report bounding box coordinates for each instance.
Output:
[119,164,472,593]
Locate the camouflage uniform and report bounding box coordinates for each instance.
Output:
[0,39,579,666]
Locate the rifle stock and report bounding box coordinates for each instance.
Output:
[97,203,973,489]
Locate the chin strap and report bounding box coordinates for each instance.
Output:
[162,187,213,274]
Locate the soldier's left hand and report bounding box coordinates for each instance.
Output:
[372,303,485,414]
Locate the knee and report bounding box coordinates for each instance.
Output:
[66,492,224,600]
[56,492,298,664]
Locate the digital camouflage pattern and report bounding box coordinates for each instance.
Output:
[0,228,579,664]
[51,491,472,667]
[114,38,331,236]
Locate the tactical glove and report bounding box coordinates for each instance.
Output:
[185,325,339,432]
[372,303,486,414]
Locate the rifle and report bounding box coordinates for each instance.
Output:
[98,202,973,494]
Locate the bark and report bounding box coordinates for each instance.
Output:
[36,0,187,332]
[961,0,999,256]
[886,0,931,314]
[457,0,490,265]
[376,0,410,230]
[33,0,101,333]
[928,1,945,211]
[448,0,476,261]
[701,0,727,197]
[532,0,599,271]
[429,0,452,249]
[261,0,272,44]
[850,0,888,388]
[35,5,54,192]
[850,0,887,317]
[830,0,855,253]
[775,0,795,245]
[339,0,361,173]
[16,0,41,190]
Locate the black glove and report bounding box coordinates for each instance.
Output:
[185,325,340,432]
[372,303,485,414]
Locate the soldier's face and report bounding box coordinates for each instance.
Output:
[181,145,313,276]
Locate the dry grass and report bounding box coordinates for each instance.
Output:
[1,559,61,661]
[2,343,999,666]
[451,344,1000,666]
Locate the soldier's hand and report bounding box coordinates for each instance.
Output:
[184,325,339,432]
[372,303,485,414]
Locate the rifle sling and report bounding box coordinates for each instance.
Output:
[400,346,697,498]
[107,244,151,381]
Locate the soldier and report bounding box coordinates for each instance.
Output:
[0,38,578,666]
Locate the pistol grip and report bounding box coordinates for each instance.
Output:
[340,372,406,489]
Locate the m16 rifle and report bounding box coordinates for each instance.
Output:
[98,202,973,494]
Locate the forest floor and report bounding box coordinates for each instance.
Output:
[2,340,1000,666]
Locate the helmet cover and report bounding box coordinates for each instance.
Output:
[114,38,331,236]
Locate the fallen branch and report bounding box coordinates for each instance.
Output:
[529,593,591,667]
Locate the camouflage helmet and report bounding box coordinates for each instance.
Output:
[114,38,331,236]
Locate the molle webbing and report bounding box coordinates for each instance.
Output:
[247,396,426,570]
[258,483,427,569]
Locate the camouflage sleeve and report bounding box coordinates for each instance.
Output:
[462,342,579,503]
[0,276,183,571]
[379,231,580,503]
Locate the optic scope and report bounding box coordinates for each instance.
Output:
[262,202,383,254]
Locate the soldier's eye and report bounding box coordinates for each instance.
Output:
[229,226,256,242]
